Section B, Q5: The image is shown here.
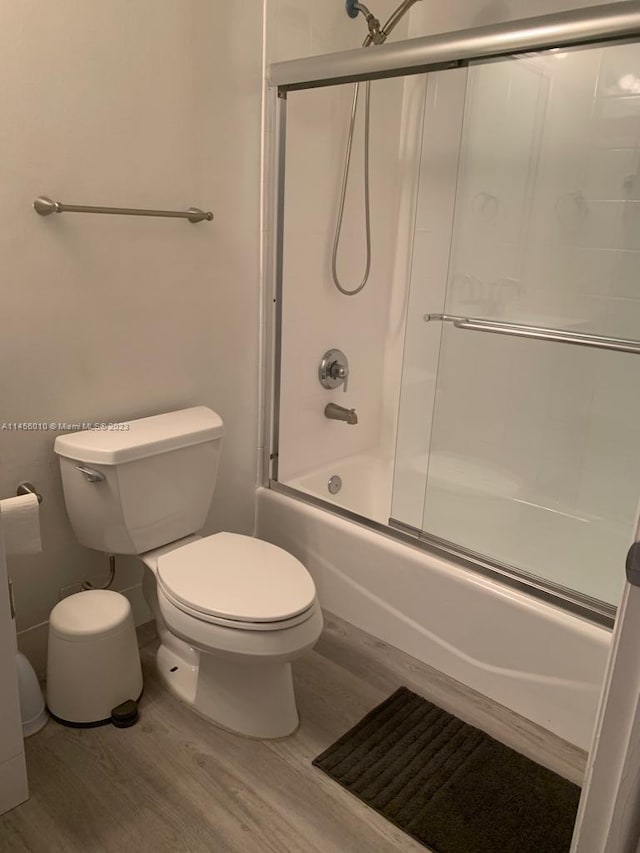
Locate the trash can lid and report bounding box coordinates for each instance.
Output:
[49,590,132,642]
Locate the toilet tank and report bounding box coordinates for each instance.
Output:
[54,407,224,555]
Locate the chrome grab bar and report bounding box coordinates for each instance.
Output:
[34,196,213,224]
[424,313,640,355]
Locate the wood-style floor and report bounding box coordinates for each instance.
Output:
[0,613,587,853]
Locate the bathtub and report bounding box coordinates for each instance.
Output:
[287,451,393,524]
[256,482,612,750]
[287,451,625,605]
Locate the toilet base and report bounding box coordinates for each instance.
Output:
[156,643,300,739]
[157,643,198,706]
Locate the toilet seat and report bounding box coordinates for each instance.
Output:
[156,532,317,630]
[158,586,317,632]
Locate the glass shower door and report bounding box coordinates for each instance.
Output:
[392,40,640,608]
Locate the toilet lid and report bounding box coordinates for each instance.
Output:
[156,533,316,624]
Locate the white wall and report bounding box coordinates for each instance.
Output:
[0,0,263,672]
[268,0,408,63]
[408,0,613,36]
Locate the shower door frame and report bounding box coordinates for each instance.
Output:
[264,1,640,630]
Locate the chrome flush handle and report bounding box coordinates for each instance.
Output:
[75,465,106,483]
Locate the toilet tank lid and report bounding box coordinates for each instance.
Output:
[54,406,224,465]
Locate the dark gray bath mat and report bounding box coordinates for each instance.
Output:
[312,687,580,853]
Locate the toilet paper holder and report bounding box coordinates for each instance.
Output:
[16,482,43,504]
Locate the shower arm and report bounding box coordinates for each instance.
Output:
[351,3,384,45]
[363,0,422,47]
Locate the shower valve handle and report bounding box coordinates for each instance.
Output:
[319,349,350,392]
[330,362,349,392]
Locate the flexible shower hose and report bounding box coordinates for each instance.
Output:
[331,79,372,296]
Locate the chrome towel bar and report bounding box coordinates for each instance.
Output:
[33,196,213,224]
[424,313,640,355]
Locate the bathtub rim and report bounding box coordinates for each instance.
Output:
[268,479,616,629]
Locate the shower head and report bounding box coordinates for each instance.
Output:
[345,0,361,18]
[347,0,423,46]
[345,1,384,44]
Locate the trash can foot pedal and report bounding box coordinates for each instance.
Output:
[111,699,139,728]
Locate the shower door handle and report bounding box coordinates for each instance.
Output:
[424,313,640,355]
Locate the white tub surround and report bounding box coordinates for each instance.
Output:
[256,486,610,750]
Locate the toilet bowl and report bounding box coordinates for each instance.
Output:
[54,406,322,738]
[141,532,323,738]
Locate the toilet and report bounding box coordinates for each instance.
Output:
[53,407,323,738]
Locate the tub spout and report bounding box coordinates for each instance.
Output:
[325,403,358,425]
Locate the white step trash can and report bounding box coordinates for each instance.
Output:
[47,590,143,727]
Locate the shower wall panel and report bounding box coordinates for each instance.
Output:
[393,43,640,605]
[277,79,407,482]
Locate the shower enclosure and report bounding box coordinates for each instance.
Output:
[266,4,640,625]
